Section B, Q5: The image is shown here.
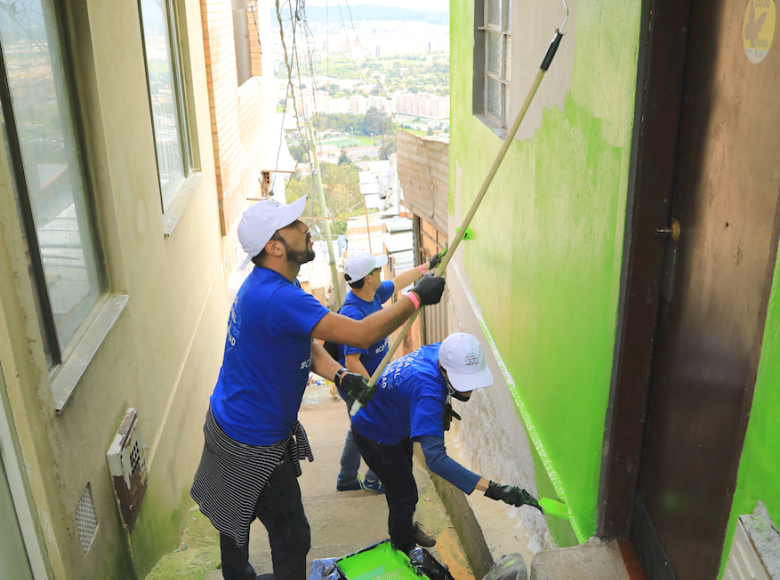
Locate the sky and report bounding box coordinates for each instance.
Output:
[303,0,449,11]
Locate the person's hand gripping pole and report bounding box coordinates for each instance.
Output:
[350,0,568,417]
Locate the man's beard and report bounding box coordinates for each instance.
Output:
[283,235,316,264]
[287,247,316,264]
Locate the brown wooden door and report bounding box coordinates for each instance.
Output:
[631,0,780,578]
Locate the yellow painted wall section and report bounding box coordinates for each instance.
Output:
[0,0,229,578]
[450,0,641,542]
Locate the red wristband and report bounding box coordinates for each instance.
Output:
[406,292,421,310]
[418,264,426,274]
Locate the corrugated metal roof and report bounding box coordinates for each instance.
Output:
[396,130,449,234]
[383,231,413,253]
[385,218,413,233]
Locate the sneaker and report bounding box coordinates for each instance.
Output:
[413,521,437,547]
[363,477,385,494]
[336,476,364,492]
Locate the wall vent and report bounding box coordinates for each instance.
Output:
[723,502,780,580]
[75,484,98,554]
[106,408,148,531]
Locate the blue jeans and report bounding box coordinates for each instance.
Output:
[337,393,378,486]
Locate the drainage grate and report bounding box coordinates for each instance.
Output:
[75,484,98,554]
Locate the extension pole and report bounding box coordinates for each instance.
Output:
[306,117,342,309]
[351,21,567,417]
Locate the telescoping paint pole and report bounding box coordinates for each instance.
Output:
[351,1,569,417]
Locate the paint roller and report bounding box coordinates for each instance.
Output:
[351,0,570,419]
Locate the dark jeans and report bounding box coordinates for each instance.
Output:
[352,430,417,553]
[219,450,311,580]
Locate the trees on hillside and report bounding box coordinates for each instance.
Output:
[285,163,366,236]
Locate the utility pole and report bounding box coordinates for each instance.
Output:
[305,117,342,309]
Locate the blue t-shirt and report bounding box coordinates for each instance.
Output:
[337,280,396,376]
[351,344,447,445]
[210,267,329,446]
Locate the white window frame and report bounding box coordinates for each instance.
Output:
[137,0,194,214]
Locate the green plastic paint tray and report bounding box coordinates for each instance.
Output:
[336,541,427,580]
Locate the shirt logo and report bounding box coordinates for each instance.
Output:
[300,358,311,370]
[226,300,241,350]
[375,340,388,354]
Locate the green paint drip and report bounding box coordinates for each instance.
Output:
[451,263,585,543]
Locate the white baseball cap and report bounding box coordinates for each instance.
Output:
[344,252,389,282]
[237,196,308,270]
[439,333,494,392]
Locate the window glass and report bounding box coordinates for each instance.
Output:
[232,0,251,85]
[138,0,186,210]
[486,0,501,27]
[0,107,56,367]
[0,0,103,354]
[487,32,502,76]
[486,77,503,122]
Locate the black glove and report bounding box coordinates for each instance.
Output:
[334,369,377,406]
[443,402,461,431]
[409,274,445,306]
[484,481,543,512]
[428,251,444,272]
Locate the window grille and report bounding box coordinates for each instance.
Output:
[75,484,98,554]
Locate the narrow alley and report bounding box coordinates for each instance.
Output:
[145,381,476,580]
[1,0,779,579]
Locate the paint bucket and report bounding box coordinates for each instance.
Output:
[334,540,453,580]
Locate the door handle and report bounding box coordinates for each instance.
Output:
[656,218,681,244]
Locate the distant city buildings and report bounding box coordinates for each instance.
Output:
[394,93,449,119]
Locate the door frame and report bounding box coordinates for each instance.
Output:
[0,364,51,579]
[596,0,695,539]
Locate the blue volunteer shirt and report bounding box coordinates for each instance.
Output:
[351,344,447,444]
[337,280,396,376]
[210,267,329,446]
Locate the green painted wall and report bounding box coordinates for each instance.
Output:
[450,0,641,542]
[719,256,780,576]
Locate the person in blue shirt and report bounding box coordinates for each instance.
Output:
[351,333,543,555]
[335,251,442,493]
[191,196,446,580]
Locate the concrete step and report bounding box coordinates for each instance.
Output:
[529,539,630,580]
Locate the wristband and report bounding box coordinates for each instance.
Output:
[406,292,421,310]
[334,367,347,388]
[418,264,426,274]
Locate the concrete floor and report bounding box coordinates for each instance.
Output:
[145,381,475,580]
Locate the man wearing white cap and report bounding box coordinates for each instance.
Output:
[191,196,445,580]
[350,333,542,555]
[334,251,442,493]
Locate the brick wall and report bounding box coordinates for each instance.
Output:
[201,0,269,235]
